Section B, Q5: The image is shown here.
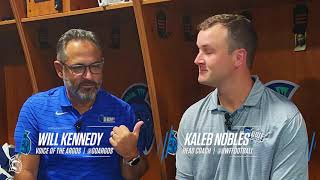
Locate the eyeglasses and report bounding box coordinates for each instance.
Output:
[61,60,104,75]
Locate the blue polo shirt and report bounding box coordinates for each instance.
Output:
[14,86,141,180]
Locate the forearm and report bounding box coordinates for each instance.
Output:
[14,155,39,180]
[121,157,148,180]
[15,170,37,180]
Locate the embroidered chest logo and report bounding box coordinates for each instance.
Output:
[99,116,116,123]
[244,127,268,142]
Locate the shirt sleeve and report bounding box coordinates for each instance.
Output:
[270,112,308,180]
[14,97,39,155]
[175,113,194,180]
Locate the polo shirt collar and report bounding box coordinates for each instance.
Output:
[243,75,265,107]
[208,75,265,111]
[208,90,219,111]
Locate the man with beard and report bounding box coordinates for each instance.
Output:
[14,29,147,179]
[176,14,308,179]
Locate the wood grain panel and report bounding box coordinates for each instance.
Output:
[4,64,33,144]
[10,0,39,92]
[26,0,59,17]
[0,26,33,145]
[0,64,8,144]
[67,0,98,11]
[0,0,14,22]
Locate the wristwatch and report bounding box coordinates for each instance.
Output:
[126,154,141,167]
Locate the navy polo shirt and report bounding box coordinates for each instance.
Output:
[14,86,141,180]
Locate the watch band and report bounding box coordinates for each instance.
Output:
[125,154,141,167]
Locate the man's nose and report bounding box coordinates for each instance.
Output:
[194,52,204,65]
[82,67,93,79]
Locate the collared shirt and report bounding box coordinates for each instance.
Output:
[176,76,308,180]
[14,86,141,180]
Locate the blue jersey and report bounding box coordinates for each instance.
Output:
[14,86,142,180]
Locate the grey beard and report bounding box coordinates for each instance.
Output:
[63,78,101,102]
[75,88,97,102]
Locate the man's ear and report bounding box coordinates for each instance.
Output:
[232,48,247,68]
[54,60,64,79]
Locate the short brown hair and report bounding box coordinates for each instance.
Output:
[198,14,257,68]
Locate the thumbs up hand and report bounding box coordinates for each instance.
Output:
[109,120,143,161]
